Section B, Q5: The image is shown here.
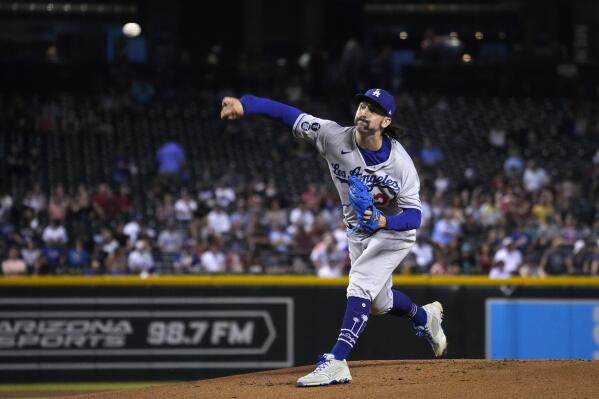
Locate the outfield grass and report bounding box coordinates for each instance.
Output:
[0,382,174,399]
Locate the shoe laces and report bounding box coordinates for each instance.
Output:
[314,355,333,373]
[414,324,431,340]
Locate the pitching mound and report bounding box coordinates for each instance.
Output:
[59,360,598,399]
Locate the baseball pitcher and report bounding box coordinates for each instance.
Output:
[221,88,447,387]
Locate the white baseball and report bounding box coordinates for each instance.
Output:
[122,22,141,38]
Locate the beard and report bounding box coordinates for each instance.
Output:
[354,117,376,134]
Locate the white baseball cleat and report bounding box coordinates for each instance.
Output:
[296,353,352,387]
[416,301,448,358]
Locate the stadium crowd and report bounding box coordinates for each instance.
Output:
[1,76,598,278]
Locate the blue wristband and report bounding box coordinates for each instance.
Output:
[386,208,422,231]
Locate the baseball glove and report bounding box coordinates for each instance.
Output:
[348,176,382,234]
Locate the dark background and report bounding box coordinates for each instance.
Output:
[0,0,597,96]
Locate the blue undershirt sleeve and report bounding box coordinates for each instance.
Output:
[385,208,422,231]
[240,94,304,128]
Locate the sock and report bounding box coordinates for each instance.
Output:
[388,289,427,326]
[330,296,371,360]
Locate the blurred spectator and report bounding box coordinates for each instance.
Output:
[479,194,501,226]
[215,185,236,208]
[22,183,46,214]
[539,238,573,275]
[200,240,226,273]
[420,138,443,167]
[156,194,176,225]
[157,141,185,189]
[268,223,292,268]
[0,194,13,223]
[519,257,547,278]
[523,159,549,193]
[39,244,65,274]
[434,170,450,196]
[477,243,493,274]
[458,241,477,274]
[67,240,90,272]
[489,260,511,279]
[92,229,120,273]
[493,237,523,276]
[21,239,41,273]
[123,217,141,247]
[114,185,132,216]
[157,223,184,254]
[207,205,232,236]
[112,145,136,185]
[301,183,321,210]
[93,183,116,219]
[41,220,68,246]
[264,199,287,227]
[107,247,128,275]
[127,240,155,274]
[503,147,524,175]
[429,253,457,275]
[532,190,555,224]
[411,237,434,273]
[174,245,201,273]
[290,203,315,232]
[310,233,346,278]
[488,125,507,148]
[47,186,69,222]
[174,189,198,222]
[2,247,27,275]
[431,209,461,248]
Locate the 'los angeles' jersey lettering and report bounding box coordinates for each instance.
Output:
[293,113,421,228]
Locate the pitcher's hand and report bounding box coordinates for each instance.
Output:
[220,97,244,120]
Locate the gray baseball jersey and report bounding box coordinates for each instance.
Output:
[292,113,421,309]
[292,114,421,229]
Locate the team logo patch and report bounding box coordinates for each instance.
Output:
[301,121,311,131]
[311,122,320,131]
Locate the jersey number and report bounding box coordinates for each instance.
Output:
[373,192,390,207]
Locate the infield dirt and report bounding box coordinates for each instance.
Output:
[57,360,598,399]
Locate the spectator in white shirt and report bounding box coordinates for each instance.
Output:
[122,218,141,247]
[200,241,226,273]
[489,260,512,279]
[523,159,549,193]
[310,233,346,278]
[493,237,523,275]
[42,220,68,246]
[174,189,198,222]
[411,237,435,272]
[289,203,315,232]
[127,240,155,274]
[207,206,232,236]
[215,186,236,208]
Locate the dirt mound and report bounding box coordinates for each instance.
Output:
[58,360,599,399]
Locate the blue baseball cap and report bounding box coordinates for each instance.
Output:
[355,88,396,118]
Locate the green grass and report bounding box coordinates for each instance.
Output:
[0,381,174,392]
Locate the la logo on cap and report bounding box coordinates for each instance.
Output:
[372,89,381,97]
